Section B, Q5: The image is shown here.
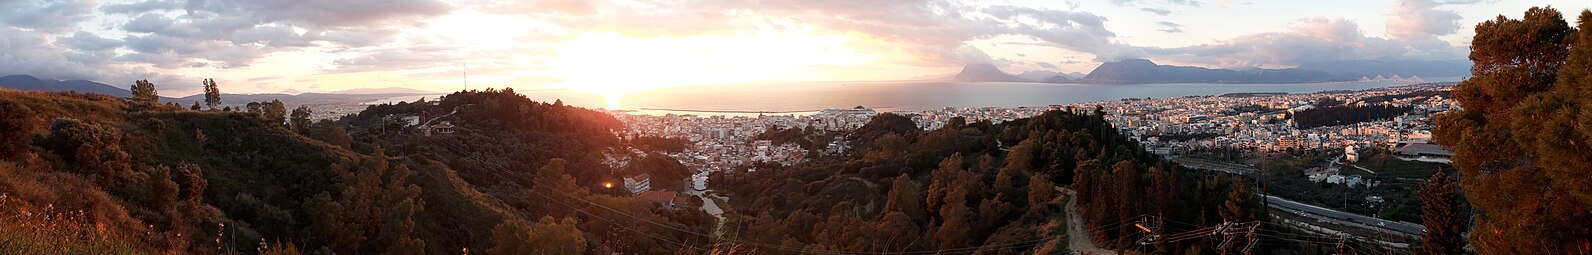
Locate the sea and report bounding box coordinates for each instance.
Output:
[371,78,1462,117]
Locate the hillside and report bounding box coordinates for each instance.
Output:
[951,64,1031,82]
[0,88,712,253]
[711,110,1267,253]
[1082,59,1349,84]
[0,75,130,96]
[1297,60,1471,78]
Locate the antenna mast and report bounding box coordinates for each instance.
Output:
[463,62,468,92]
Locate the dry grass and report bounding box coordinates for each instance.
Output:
[0,193,152,254]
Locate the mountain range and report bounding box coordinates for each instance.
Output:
[950,63,1030,82]
[1080,59,1348,84]
[0,74,440,106]
[0,75,132,95]
[940,59,1471,84]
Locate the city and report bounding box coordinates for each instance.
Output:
[1,1,1588,254]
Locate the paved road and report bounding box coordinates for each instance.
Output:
[1264,195,1425,235]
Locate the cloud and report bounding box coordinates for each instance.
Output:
[0,1,96,33]
[1140,7,1171,15]
[478,0,1137,64]
[1111,0,1202,7]
[1141,17,1463,68]
[1386,0,1469,39]
[1158,21,1184,33]
[0,0,458,92]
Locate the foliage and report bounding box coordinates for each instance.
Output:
[1434,6,1592,253]
[1290,104,1412,129]
[490,216,586,255]
[1419,170,1462,255]
[714,109,1262,253]
[130,80,158,105]
[203,78,221,110]
[290,105,312,133]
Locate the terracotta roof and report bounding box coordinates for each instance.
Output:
[637,191,678,203]
[631,174,651,181]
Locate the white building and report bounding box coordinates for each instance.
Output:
[624,174,652,195]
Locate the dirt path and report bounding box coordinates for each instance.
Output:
[1060,187,1117,255]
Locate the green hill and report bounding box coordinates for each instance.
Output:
[0,88,714,254]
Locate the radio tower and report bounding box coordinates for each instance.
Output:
[462,62,468,92]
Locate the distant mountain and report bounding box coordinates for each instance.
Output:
[906,72,957,81]
[1081,59,1349,84]
[329,87,439,95]
[1016,71,1087,82]
[1042,75,1074,83]
[1015,71,1060,81]
[0,75,129,95]
[951,64,1030,82]
[1297,60,1471,78]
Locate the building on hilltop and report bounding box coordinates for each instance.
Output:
[423,121,456,136]
[624,174,651,195]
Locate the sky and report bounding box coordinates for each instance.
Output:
[1,0,1588,96]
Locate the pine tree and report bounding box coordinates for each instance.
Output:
[934,176,973,249]
[925,153,962,216]
[1028,173,1056,207]
[883,173,925,221]
[1220,180,1256,223]
[130,80,158,104]
[1434,6,1592,252]
[1419,170,1462,255]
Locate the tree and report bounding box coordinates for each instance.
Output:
[203,79,221,110]
[1419,170,1462,255]
[263,100,287,125]
[883,173,925,221]
[0,100,34,157]
[176,162,206,203]
[324,127,353,149]
[190,101,201,111]
[925,153,963,216]
[491,216,586,255]
[1434,6,1592,253]
[130,80,158,104]
[531,159,585,217]
[1028,173,1056,207]
[934,178,973,249]
[145,165,180,209]
[1220,180,1257,223]
[291,105,313,132]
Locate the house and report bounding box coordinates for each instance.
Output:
[623,174,651,195]
[1394,143,1453,163]
[424,121,456,136]
[637,191,689,209]
[1344,145,1359,163]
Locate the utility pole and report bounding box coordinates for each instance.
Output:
[1135,215,1163,253]
[1335,235,1347,255]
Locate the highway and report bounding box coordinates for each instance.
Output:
[1264,195,1426,235]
